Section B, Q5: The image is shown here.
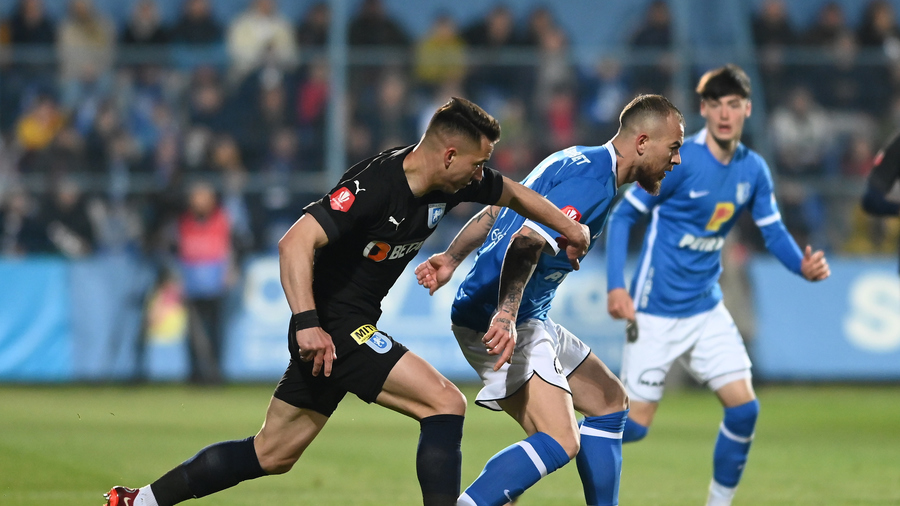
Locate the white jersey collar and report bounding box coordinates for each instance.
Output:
[603,140,618,182]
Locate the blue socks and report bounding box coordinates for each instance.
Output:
[416,414,465,506]
[576,410,628,506]
[151,436,265,505]
[713,400,759,488]
[460,431,570,506]
[622,417,648,443]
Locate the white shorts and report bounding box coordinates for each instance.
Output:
[452,318,592,411]
[621,302,752,403]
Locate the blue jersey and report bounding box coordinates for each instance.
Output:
[606,129,802,318]
[452,143,619,332]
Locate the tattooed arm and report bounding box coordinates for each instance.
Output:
[483,226,545,371]
[415,205,501,295]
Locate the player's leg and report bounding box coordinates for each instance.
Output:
[107,397,328,506]
[568,352,629,506]
[376,351,467,506]
[688,302,757,506]
[618,311,691,443]
[458,375,577,506]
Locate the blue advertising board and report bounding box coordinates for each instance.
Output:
[750,257,900,380]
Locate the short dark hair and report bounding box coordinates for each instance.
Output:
[425,97,501,144]
[696,64,751,100]
[619,94,684,131]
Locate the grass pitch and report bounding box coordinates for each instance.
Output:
[0,384,898,505]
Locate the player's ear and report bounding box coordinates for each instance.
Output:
[635,133,649,156]
[444,147,457,169]
[745,99,753,118]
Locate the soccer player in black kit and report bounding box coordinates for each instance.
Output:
[104,97,590,506]
[862,130,900,271]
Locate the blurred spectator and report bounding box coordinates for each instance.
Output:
[752,0,796,105]
[629,0,673,94]
[533,27,574,113]
[521,6,558,47]
[8,0,55,45]
[15,93,65,153]
[348,0,409,47]
[802,2,847,46]
[752,0,795,47]
[0,188,45,255]
[542,87,578,152]
[770,86,833,176]
[857,0,900,49]
[814,31,890,116]
[227,0,298,81]
[581,55,630,140]
[842,135,876,177]
[296,2,329,49]
[56,0,116,86]
[295,58,329,170]
[240,83,295,166]
[38,178,97,257]
[462,5,526,100]
[170,0,222,45]
[177,181,232,384]
[208,134,246,174]
[414,14,466,90]
[122,0,169,47]
[357,71,417,150]
[188,68,229,133]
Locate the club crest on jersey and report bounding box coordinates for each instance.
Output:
[427,203,446,229]
[736,182,751,205]
[330,187,355,212]
[560,205,582,222]
[365,331,393,354]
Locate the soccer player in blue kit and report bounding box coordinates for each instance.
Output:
[416,94,685,506]
[605,65,831,506]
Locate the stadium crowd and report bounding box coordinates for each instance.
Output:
[0,0,897,261]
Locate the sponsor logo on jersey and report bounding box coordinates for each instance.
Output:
[330,187,355,212]
[637,368,667,388]
[678,233,725,252]
[689,189,709,199]
[427,203,446,229]
[736,182,751,205]
[365,331,393,354]
[350,324,378,344]
[705,202,734,232]
[560,205,582,222]
[362,239,426,262]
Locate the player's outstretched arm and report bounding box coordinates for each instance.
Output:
[484,226,545,371]
[801,245,831,282]
[415,205,500,295]
[495,176,590,270]
[278,214,336,377]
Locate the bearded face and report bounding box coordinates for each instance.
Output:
[634,162,667,196]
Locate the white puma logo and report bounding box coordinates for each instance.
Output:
[388,216,405,229]
[504,489,513,502]
[353,180,366,194]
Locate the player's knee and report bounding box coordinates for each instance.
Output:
[724,399,760,436]
[430,382,467,417]
[557,429,580,459]
[257,450,300,475]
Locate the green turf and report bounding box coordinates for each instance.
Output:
[0,384,898,505]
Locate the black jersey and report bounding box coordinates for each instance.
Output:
[303,145,504,344]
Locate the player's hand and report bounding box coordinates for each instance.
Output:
[484,311,517,372]
[607,288,636,320]
[295,327,337,377]
[415,253,456,295]
[558,223,591,271]
[801,245,830,282]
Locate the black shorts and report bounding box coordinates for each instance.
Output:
[273,316,408,417]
